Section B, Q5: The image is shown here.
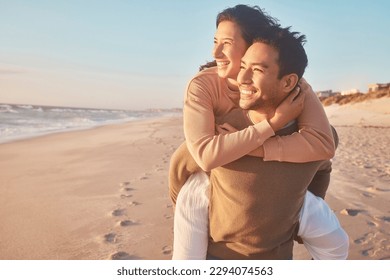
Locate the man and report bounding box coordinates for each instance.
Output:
[171,26,348,259]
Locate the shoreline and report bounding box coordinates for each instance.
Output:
[0,114,181,145]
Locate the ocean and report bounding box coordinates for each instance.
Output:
[0,103,181,144]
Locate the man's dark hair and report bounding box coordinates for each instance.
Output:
[254,26,308,79]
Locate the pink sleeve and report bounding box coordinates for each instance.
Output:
[183,77,275,171]
[262,81,335,162]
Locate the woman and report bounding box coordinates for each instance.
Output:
[170,5,348,259]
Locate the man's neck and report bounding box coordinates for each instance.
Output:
[247,109,273,124]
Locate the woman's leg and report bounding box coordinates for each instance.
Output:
[172,171,210,260]
[298,191,349,260]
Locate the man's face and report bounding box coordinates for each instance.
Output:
[237,42,287,111]
[213,20,249,80]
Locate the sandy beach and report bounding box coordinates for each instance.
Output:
[0,117,183,260]
[0,98,389,260]
[294,98,390,260]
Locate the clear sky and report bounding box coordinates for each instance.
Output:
[1,0,389,110]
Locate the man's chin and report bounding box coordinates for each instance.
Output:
[239,100,252,110]
[239,99,264,111]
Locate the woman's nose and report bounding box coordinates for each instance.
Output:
[212,43,223,59]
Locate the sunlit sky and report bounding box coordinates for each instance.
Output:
[1,0,389,110]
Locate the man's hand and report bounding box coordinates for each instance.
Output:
[269,86,305,132]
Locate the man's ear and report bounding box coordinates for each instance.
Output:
[281,74,299,93]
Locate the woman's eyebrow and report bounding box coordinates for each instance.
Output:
[214,36,234,42]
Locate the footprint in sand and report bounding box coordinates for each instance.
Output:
[354,234,369,245]
[367,221,379,227]
[139,173,151,180]
[374,216,390,223]
[162,155,170,163]
[361,192,375,198]
[164,214,173,220]
[128,201,140,207]
[103,233,117,243]
[367,186,390,193]
[354,232,378,246]
[120,186,134,198]
[118,220,137,227]
[121,187,135,192]
[361,247,375,257]
[119,182,131,187]
[162,245,172,255]
[112,208,126,217]
[340,208,365,217]
[110,251,134,260]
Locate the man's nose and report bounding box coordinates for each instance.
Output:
[237,68,252,84]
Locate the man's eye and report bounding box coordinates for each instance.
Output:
[253,68,263,72]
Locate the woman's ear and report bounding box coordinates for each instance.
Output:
[281,74,299,93]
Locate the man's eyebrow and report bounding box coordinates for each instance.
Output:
[240,60,269,68]
[253,62,269,68]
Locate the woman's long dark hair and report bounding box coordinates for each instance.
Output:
[199,4,279,71]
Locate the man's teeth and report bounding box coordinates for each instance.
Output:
[240,89,255,95]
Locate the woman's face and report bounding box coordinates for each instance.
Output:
[213,20,249,80]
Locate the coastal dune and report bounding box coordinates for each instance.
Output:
[0,97,389,260]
